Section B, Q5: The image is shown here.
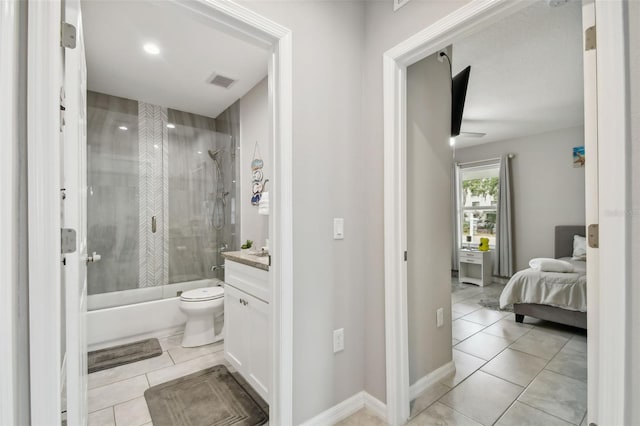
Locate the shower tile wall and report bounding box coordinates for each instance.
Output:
[87,92,140,295]
[214,101,241,271]
[138,102,168,288]
[87,90,238,296]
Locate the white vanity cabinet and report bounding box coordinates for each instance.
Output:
[223,259,270,404]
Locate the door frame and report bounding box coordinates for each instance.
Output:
[26,0,294,424]
[382,1,630,425]
[0,1,25,424]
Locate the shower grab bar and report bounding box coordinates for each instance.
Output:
[151,216,157,233]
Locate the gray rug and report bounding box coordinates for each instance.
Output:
[478,295,513,313]
[88,338,162,373]
[144,365,268,426]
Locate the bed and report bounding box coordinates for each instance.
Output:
[499,226,587,329]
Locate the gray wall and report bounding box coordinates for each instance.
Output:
[360,0,473,403]
[454,127,586,271]
[406,51,453,385]
[238,1,472,419]
[239,2,367,423]
[239,77,269,249]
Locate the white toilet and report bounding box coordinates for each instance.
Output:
[179,286,225,348]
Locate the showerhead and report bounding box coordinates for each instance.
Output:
[208,149,221,160]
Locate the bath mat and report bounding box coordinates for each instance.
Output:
[144,365,268,426]
[88,338,162,373]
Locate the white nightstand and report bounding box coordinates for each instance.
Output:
[458,250,492,287]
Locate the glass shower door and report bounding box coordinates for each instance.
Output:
[167,108,237,284]
[87,92,141,299]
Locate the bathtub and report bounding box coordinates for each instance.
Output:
[87,278,222,350]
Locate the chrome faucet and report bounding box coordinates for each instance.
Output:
[211,264,225,271]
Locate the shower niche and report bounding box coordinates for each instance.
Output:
[87,91,240,310]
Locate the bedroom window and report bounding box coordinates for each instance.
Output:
[458,161,500,249]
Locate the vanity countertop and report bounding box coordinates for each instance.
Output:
[222,251,269,271]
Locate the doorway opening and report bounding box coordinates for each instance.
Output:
[26,1,293,424]
[382,1,625,425]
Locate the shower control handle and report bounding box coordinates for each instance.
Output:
[87,252,101,263]
[151,216,157,233]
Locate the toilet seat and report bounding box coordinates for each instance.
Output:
[180,287,224,302]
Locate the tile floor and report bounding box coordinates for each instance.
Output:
[86,334,268,426]
[340,279,587,426]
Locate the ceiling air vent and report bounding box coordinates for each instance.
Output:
[207,73,236,89]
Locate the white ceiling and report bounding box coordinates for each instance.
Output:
[452,0,584,148]
[82,0,269,118]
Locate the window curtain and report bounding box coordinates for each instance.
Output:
[494,155,514,276]
[451,163,460,270]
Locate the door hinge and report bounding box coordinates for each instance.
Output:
[404,251,408,261]
[585,26,596,51]
[588,224,599,248]
[61,22,77,49]
[61,228,77,254]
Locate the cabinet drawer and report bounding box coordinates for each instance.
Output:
[225,259,270,303]
[459,250,482,260]
[460,257,482,265]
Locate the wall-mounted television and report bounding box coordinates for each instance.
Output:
[451,66,471,138]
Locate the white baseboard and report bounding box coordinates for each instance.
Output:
[409,361,455,400]
[300,391,387,426]
[363,392,387,421]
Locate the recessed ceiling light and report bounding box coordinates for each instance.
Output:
[166,123,176,129]
[197,151,203,154]
[153,144,159,149]
[143,43,160,55]
[118,126,128,131]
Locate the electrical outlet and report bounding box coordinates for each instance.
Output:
[333,328,344,353]
[436,308,444,328]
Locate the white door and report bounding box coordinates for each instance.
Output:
[62,0,89,423]
[581,2,598,424]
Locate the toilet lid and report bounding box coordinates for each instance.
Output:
[180,286,224,302]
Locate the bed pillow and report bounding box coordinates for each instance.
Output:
[572,235,587,261]
[529,258,575,273]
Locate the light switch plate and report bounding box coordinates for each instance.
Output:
[436,308,444,328]
[333,328,344,353]
[333,218,344,240]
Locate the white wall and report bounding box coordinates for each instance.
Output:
[406,51,453,385]
[454,127,586,271]
[239,77,270,249]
